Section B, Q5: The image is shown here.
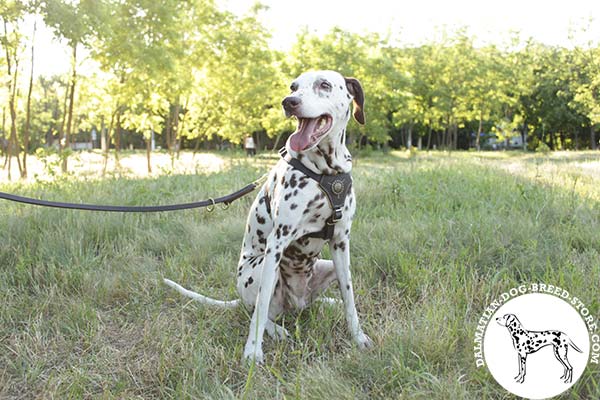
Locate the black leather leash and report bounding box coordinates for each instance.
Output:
[0,175,268,212]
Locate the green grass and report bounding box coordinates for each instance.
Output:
[1,150,599,399]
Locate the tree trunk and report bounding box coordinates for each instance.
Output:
[3,20,22,180]
[407,123,413,149]
[176,96,189,159]
[192,135,202,158]
[591,125,597,150]
[2,106,6,169]
[115,110,121,165]
[272,131,284,151]
[146,131,152,174]
[522,121,528,151]
[171,103,180,168]
[58,75,69,161]
[549,131,556,150]
[22,21,36,179]
[100,115,106,152]
[102,109,116,176]
[62,43,77,173]
[426,126,432,150]
[476,110,483,151]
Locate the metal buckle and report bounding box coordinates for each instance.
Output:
[331,207,343,223]
[206,198,215,212]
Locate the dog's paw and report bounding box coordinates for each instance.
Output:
[243,345,264,366]
[266,323,290,341]
[355,332,374,350]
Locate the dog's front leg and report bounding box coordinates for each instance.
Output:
[243,232,291,364]
[330,237,373,349]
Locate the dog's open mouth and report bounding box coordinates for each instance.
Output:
[289,115,333,152]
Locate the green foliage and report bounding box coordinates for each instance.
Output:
[1,1,600,162]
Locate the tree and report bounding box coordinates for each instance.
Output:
[0,0,26,180]
[42,0,99,172]
[570,45,600,149]
[21,19,35,177]
[198,5,279,145]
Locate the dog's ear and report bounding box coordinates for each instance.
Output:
[345,77,365,125]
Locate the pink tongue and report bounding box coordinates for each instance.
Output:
[290,118,319,152]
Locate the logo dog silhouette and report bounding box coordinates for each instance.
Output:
[496,313,583,383]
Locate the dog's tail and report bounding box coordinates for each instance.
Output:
[568,337,583,353]
[163,278,240,309]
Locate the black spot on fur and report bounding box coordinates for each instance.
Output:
[290,203,298,210]
[346,284,350,290]
[289,174,298,188]
[256,215,266,224]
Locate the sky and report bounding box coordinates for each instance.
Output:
[223,0,600,48]
[28,0,600,77]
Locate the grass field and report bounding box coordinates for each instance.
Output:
[1,150,599,399]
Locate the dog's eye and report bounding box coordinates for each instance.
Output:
[290,83,298,92]
[320,81,332,91]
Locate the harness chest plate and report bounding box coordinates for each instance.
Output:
[278,148,352,240]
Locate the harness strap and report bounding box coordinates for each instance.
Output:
[278,147,352,241]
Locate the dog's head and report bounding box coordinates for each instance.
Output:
[282,70,365,153]
[496,313,520,328]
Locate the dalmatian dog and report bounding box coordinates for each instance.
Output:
[164,70,373,364]
[496,314,583,383]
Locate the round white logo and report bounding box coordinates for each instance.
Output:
[483,293,590,399]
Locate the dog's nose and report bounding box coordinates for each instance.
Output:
[282,96,301,112]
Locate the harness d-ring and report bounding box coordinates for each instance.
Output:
[221,202,229,210]
[206,198,215,212]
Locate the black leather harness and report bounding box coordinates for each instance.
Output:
[277,147,352,241]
